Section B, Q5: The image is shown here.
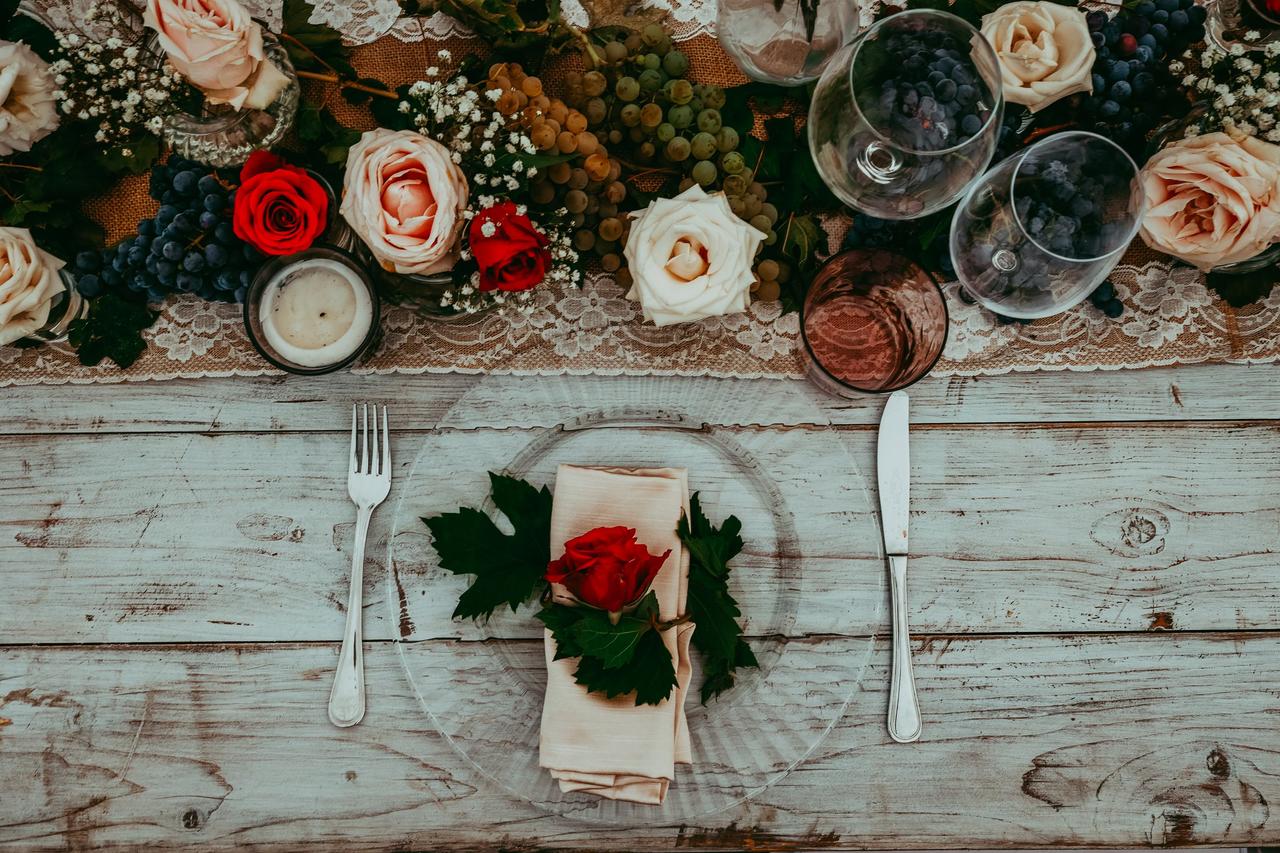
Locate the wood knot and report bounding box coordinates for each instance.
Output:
[1090,507,1171,557]
[181,808,204,831]
[1148,611,1174,631]
[1206,747,1230,779]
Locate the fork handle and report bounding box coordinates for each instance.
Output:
[329,505,371,727]
[887,554,922,743]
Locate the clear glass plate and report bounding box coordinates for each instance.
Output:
[386,377,884,824]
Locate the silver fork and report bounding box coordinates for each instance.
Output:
[329,403,391,728]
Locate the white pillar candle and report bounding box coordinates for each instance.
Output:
[259,259,374,368]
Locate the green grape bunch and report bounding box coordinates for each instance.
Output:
[554,23,789,299]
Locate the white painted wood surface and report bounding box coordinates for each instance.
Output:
[2,365,1279,850]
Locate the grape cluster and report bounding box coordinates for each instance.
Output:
[1081,0,1207,152]
[840,213,954,278]
[73,157,259,305]
[867,27,995,152]
[555,23,785,290]
[488,62,630,277]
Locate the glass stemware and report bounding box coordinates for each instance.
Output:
[807,9,1004,220]
[717,0,862,85]
[800,249,949,396]
[949,131,1144,319]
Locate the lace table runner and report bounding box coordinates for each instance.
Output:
[4,4,1279,387]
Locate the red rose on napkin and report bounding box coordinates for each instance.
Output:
[546,526,671,615]
[232,152,330,256]
[468,201,551,292]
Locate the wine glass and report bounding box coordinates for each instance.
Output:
[949,131,1145,319]
[800,249,949,396]
[717,0,862,85]
[807,9,1004,220]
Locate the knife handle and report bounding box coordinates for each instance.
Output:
[887,554,922,743]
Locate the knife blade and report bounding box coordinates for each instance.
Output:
[878,390,921,743]
[877,390,910,556]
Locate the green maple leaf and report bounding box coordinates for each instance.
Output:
[535,602,586,660]
[537,594,675,704]
[423,472,553,620]
[573,627,677,707]
[571,592,659,669]
[678,494,758,703]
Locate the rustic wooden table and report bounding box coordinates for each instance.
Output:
[4,366,1279,851]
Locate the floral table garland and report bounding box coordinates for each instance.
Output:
[0,0,1278,383]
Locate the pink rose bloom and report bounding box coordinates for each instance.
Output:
[339,128,469,276]
[1140,131,1280,270]
[144,0,289,110]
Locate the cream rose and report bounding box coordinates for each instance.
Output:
[1139,131,1280,270]
[0,41,58,156]
[979,1,1095,112]
[622,184,766,327]
[340,128,470,276]
[0,227,65,347]
[144,0,289,110]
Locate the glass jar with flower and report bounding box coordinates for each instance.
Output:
[141,0,299,167]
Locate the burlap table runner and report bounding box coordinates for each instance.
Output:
[3,33,1276,386]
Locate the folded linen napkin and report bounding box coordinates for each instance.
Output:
[538,464,696,805]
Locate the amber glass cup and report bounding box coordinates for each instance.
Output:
[800,249,948,396]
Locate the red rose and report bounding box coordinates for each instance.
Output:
[468,201,552,292]
[546,526,671,615]
[240,150,287,182]
[232,158,330,256]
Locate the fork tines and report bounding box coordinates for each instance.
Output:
[349,403,390,477]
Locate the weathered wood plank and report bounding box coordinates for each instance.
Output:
[1,634,1277,851]
[3,364,1278,435]
[3,424,1278,643]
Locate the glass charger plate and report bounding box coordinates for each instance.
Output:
[386,377,885,824]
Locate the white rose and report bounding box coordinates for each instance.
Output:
[0,226,65,347]
[0,41,59,156]
[622,184,765,327]
[979,1,1096,113]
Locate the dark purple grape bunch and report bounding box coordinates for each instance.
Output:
[865,25,995,153]
[72,156,262,306]
[1081,1,1207,152]
[841,212,956,278]
[1014,152,1131,262]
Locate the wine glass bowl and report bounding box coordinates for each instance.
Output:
[949,131,1145,319]
[800,249,949,396]
[807,9,1004,220]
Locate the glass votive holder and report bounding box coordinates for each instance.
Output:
[800,249,949,396]
[14,270,89,346]
[149,30,300,168]
[244,246,380,375]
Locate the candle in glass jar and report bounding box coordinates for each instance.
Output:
[258,259,374,368]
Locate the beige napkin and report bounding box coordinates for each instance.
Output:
[538,464,696,804]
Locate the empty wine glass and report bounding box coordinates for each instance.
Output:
[807,9,1004,220]
[718,0,862,85]
[949,131,1145,319]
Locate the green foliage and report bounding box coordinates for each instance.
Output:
[398,0,569,55]
[296,99,363,169]
[677,493,757,703]
[67,293,159,369]
[423,472,554,620]
[282,0,357,78]
[0,130,160,259]
[537,592,678,706]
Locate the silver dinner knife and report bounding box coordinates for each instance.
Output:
[878,390,921,743]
